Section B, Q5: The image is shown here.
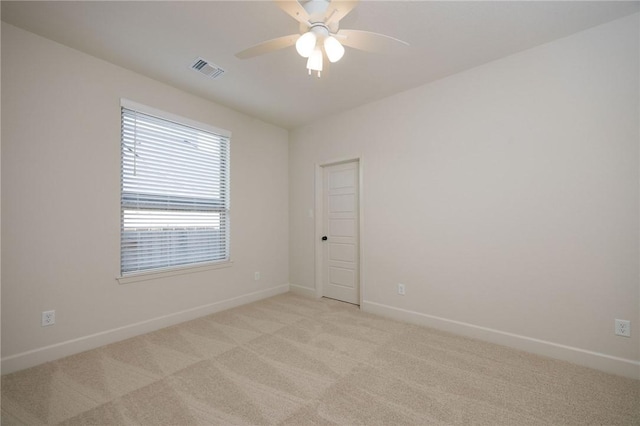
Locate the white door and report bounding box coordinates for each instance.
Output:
[322,161,359,304]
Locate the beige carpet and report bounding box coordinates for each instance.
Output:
[2,293,639,425]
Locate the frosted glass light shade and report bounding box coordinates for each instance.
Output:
[296,32,317,58]
[324,36,345,63]
[306,48,323,71]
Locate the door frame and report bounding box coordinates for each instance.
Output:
[314,157,364,306]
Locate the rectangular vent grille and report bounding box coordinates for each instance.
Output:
[190,57,225,80]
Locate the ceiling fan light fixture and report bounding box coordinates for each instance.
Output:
[306,47,323,77]
[235,0,409,79]
[324,35,345,63]
[295,31,317,58]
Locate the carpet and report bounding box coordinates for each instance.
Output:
[2,293,639,425]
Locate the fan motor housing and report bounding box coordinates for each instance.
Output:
[302,0,339,33]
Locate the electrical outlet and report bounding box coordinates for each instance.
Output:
[615,319,630,337]
[254,271,260,281]
[42,310,55,327]
[397,283,405,296]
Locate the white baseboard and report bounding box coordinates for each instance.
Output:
[1,284,290,375]
[362,300,640,380]
[289,283,318,298]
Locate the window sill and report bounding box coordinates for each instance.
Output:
[117,260,233,285]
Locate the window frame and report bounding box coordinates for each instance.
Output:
[117,99,232,283]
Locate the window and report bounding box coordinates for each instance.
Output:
[120,101,230,276]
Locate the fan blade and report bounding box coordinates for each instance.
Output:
[275,1,310,25]
[337,29,409,54]
[325,0,359,27]
[235,34,299,59]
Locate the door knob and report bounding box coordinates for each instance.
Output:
[322,236,328,241]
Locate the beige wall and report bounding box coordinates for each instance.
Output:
[290,14,639,377]
[1,23,289,371]
[2,13,639,379]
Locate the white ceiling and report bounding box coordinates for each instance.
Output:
[2,1,638,129]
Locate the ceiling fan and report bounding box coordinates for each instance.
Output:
[235,0,409,77]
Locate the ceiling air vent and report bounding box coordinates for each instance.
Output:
[190,57,225,80]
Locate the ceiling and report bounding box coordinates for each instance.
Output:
[2,1,639,129]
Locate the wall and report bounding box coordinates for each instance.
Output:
[290,14,639,378]
[1,23,289,373]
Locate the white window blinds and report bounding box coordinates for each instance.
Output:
[120,104,230,275]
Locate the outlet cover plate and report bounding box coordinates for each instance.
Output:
[42,310,55,327]
[615,319,630,337]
